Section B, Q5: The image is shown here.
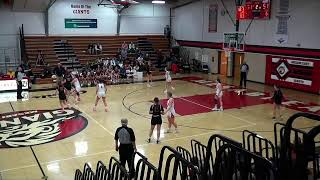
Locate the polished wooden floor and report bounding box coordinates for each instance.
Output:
[0,74,320,180]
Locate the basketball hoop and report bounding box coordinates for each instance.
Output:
[224,50,231,58]
[224,48,234,58]
[223,32,245,52]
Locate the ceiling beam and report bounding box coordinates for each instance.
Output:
[46,0,56,10]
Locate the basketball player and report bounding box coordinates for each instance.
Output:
[145,61,152,87]
[93,78,108,112]
[148,97,164,144]
[63,71,73,97]
[272,84,283,120]
[56,83,70,111]
[212,78,223,111]
[164,68,174,93]
[164,91,178,133]
[71,74,81,103]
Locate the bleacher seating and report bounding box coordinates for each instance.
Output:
[24,35,169,76]
[74,112,320,180]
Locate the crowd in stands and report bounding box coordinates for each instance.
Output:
[77,56,148,87]
[8,40,190,89]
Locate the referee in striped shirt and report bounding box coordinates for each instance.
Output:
[115,118,136,176]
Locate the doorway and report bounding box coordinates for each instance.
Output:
[234,53,245,80]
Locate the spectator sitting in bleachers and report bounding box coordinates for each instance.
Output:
[128,42,136,53]
[93,44,98,55]
[93,43,103,55]
[97,43,102,54]
[36,50,45,66]
[7,69,15,78]
[121,41,128,59]
[119,65,127,79]
[134,64,140,72]
[87,43,102,55]
[88,44,93,54]
[137,55,144,65]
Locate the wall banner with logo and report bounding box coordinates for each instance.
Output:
[208,4,218,32]
[265,55,320,93]
[65,19,97,28]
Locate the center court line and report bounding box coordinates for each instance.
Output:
[0,123,254,173]
[74,104,114,136]
[177,97,257,126]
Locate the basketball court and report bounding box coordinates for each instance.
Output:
[0,73,319,179]
[0,0,320,179]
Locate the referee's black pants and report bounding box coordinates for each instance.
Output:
[17,81,23,99]
[240,72,247,88]
[119,144,135,176]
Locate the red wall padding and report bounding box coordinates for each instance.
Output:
[265,55,320,93]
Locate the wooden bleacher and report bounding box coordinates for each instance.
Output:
[24,35,169,70]
[24,35,169,84]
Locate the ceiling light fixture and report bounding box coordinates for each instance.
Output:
[152,1,165,4]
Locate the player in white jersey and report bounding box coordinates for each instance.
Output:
[93,78,108,112]
[164,68,175,93]
[164,91,178,133]
[72,74,81,103]
[212,78,223,111]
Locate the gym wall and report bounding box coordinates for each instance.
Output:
[173,0,320,49]
[0,8,45,48]
[180,47,219,74]
[245,53,266,83]
[0,7,45,72]
[48,0,170,35]
[120,3,170,34]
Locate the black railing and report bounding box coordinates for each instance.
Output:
[19,24,28,63]
[213,143,278,180]
[191,140,212,174]
[108,157,130,180]
[203,134,242,179]
[242,130,276,162]
[96,161,109,180]
[158,146,199,180]
[275,112,320,180]
[75,112,320,180]
[82,163,95,180]
[74,169,82,180]
[132,152,159,180]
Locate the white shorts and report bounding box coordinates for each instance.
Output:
[166,78,172,83]
[167,112,175,118]
[75,86,81,93]
[97,92,106,98]
[215,93,223,98]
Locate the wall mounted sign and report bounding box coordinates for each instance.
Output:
[71,4,91,14]
[208,4,218,32]
[0,78,28,91]
[65,18,97,28]
[265,55,320,93]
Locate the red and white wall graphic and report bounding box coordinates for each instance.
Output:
[265,55,320,93]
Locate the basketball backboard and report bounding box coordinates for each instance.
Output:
[223,32,245,52]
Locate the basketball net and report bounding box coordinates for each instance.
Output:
[224,48,233,58]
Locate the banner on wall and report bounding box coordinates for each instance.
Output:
[65,19,97,28]
[208,4,218,32]
[71,4,91,14]
[265,55,320,93]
